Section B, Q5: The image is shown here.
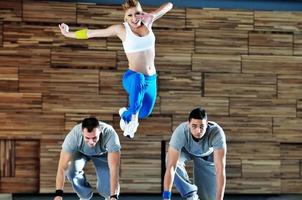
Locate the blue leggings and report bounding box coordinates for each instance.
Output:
[121,69,157,123]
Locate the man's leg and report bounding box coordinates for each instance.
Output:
[65,152,93,200]
[193,156,216,200]
[91,155,113,200]
[173,152,198,199]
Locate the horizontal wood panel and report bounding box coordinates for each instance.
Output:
[226,178,280,193]
[242,55,302,74]
[274,118,302,143]
[43,94,126,114]
[100,70,126,95]
[23,0,76,23]
[280,144,302,160]
[298,100,302,118]
[249,32,293,55]
[77,4,124,25]
[281,160,300,178]
[192,54,241,73]
[65,113,113,131]
[155,52,192,72]
[3,23,107,50]
[0,92,42,112]
[278,74,302,99]
[210,116,273,142]
[227,142,280,160]
[186,8,254,30]
[154,29,194,53]
[242,159,280,178]
[255,11,302,33]
[1,140,39,193]
[230,98,296,117]
[51,48,116,69]
[0,0,22,22]
[0,67,18,92]
[158,71,202,95]
[160,95,229,116]
[0,47,50,68]
[294,34,302,55]
[195,29,248,54]
[205,73,276,98]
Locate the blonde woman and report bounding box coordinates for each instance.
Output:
[59,0,173,139]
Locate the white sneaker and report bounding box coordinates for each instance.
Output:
[119,107,127,131]
[186,193,199,200]
[123,116,139,139]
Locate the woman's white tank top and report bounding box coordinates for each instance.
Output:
[122,22,155,53]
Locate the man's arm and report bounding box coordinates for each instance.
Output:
[54,150,73,200]
[163,146,180,200]
[214,148,226,200]
[108,151,121,200]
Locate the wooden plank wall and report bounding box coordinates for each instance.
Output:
[0,0,301,194]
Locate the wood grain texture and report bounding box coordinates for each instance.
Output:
[0,112,65,139]
[205,73,277,98]
[0,140,39,193]
[23,0,76,23]
[249,32,293,55]
[230,98,296,117]
[158,71,202,95]
[0,47,50,68]
[186,8,254,30]
[192,54,241,73]
[3,23,107,50]
[278,74,302,99]
[242,55,302,74]
[274,118,302,143]
[255,11,302,33]
[294,33,302,55]
[195,29,248,54]
[0,67,18,92]
[51,48,116,69]
[77,4,124,25]
[154,29,195,53]
[160,95,229,116]
[210,116,273,142]
[0,92,42,112]
[0,0,22,22]
[43,94,126,114]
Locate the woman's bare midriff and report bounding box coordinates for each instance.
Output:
[126,48,156,76]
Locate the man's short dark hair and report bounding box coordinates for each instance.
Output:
[189,107,207,121]
[82,117,99,132]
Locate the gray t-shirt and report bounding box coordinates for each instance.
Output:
[169,121,226,159]
[62,121,121,156]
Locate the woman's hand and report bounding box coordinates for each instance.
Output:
[58,23,70,37]
[139,12,154,26]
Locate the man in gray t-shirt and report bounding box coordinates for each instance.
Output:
[163,107,227,200]
[53,117,121,200]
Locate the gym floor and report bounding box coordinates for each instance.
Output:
[10,194,302,200]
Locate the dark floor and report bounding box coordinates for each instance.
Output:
[11,194,302,200]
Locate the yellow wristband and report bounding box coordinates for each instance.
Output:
[75,29,88,39]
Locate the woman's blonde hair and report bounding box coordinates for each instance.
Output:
[122,0,139,10]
